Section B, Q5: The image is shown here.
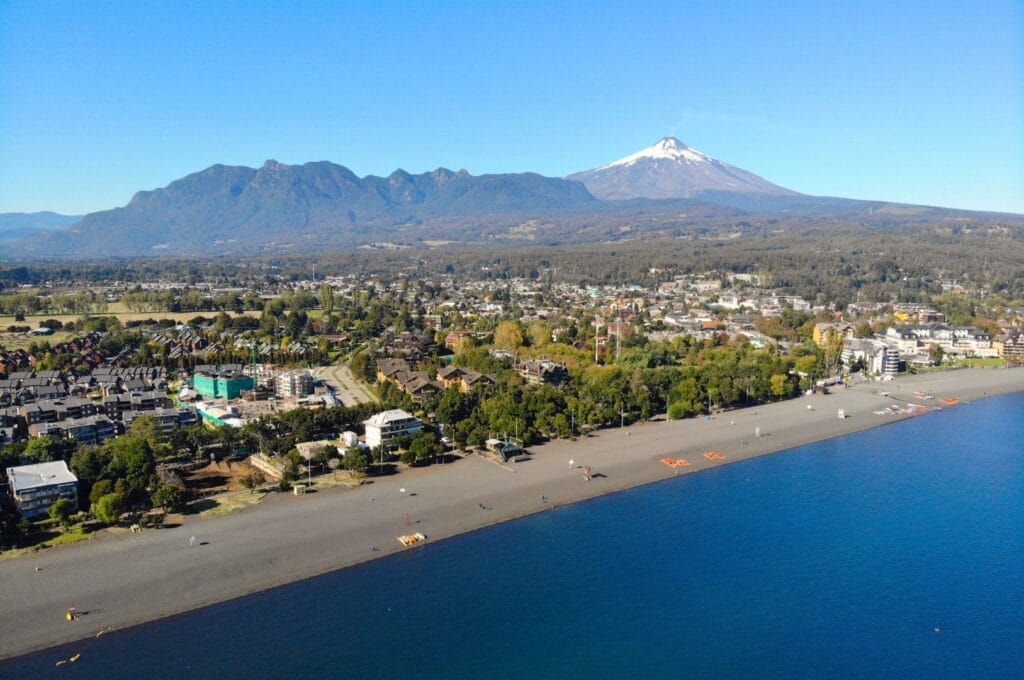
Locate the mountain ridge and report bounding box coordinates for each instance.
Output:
[31,160,597,255]
[6,144,1023,259]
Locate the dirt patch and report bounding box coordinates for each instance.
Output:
[182,460,261,494]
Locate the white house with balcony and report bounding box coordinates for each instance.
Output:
[363,409,424,449]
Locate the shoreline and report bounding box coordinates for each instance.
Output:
[2,367,1022,661]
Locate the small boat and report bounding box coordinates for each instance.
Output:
[397,532,426,547]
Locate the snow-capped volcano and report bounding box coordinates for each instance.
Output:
[567,137,798,200]
[598,137,713,168]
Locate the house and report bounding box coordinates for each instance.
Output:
[444,330,474,351]
[376,358,410,383]
[363,409,424,449]
[813,323,856,348]
[993,332,1024,362]
[514,358,568,386]
[6,460,79,519]
[437,365,496,393]
[397,373,444,402]
[385,331,434,360]
[376,359,442,402]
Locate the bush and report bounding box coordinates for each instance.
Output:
[48,498,75,528]
[151,484,189,513]
[92,493,125,524]
[89,479,114,504]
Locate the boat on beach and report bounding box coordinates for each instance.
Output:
[398,533,426,547]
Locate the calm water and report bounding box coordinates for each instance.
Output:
[4,393,1023,679]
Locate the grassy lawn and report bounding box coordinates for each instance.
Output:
[0,525,95,562]
[0,329,74,350]
[950,357,1008,368]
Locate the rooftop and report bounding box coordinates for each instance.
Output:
[7,460,78,492]
[364,409,418,427]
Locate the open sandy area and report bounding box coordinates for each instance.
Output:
[1,367,1021,660]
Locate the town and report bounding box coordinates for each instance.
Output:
[2,263,1023,552]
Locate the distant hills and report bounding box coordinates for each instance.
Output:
[5,142,1022,258]
[0,211,81,246]
[567,137,798,200]
[16,161,596,256]
[0,211,82,231]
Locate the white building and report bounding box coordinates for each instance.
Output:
[842,338,902,376]
[275,370,314,398]
[363,409,424,449]
[6,460,78,519]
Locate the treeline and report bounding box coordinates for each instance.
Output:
[0,291,107,316]
[5,226,1024,301]
[371,331,820,449]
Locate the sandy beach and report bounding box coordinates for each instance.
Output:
[2,367,1021,660]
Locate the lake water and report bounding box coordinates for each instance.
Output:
[4,393,1023,678]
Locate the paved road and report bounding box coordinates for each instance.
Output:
[316,364,377,407]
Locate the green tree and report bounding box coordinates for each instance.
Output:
[350,351,375,384]
[242,471,266,494]
[313,445,336,468]
[130,415,169,454]
[48,498,75,529]
[23,438,59,464]
[92,493,124,524]
[320,283,334,316]
[151,485,189,513]
[71,445,111,486]
[770,374,790,398]
[343,448,370,475]
[823,329,845,378]
[89,479,114,504]
[104,434,156,499]
[667,402,688,420]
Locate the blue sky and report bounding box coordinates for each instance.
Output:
[1,1,1021,214]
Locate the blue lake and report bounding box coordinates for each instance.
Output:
[4,392,1023,679]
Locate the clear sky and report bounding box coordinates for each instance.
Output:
[1,1,1021,215]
